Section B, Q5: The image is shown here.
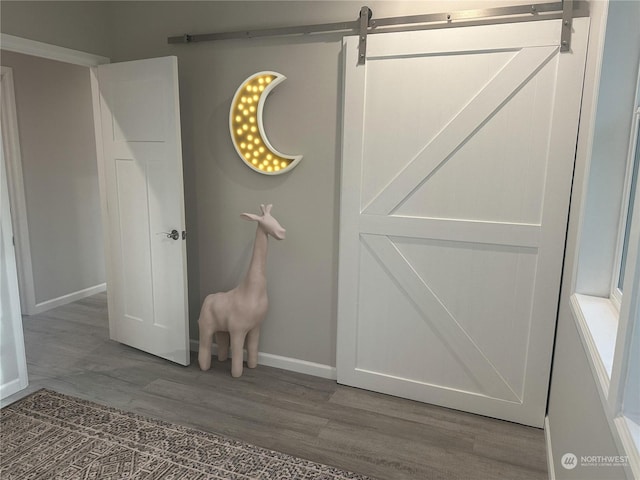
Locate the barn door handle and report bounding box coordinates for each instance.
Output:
[160,229,180,240]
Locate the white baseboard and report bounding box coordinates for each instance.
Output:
[189,339,337,380]
[545,416,557,480]
[31,283,107,315]
[0,377,28,402]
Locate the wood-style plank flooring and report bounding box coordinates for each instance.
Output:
[2,293,548,480]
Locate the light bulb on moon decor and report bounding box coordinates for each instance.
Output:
[229,71,303,175]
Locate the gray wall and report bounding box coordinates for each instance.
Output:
[3,0,510,367]
[106,0,533,365]
[0,51,106,306]
[3,4,637,477]
[546,1,639,479]
[4,0,633,389]
[0,0,605,370]
[0,1,113,59]
[1,0,480,366]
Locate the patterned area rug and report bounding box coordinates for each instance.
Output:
[1,389,372,479]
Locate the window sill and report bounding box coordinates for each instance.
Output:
[625,416,640,453]
[570,293,618,392]
[615,415,640,479]
[570,293,640,479]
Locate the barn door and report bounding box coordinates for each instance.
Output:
[97,57,189,365]
[337,18,589,427]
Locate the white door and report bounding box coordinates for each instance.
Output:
[97,57,189,365]
[0,131,28,400]
[337,18,589,427]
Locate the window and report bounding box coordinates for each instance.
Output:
[621,294,640,451]
[616,108,640,297]
[570,11,640,474]
[576,93,640,475]
[615,104,640,452]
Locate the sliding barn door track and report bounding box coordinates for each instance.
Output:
[167,1,587,64]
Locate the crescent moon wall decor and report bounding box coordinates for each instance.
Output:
[229,71,303,175]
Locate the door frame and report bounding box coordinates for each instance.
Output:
[0,65,35,315]
[0,34,110,315]
[0,103,29,401]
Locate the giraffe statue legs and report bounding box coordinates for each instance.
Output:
[246,327,260,368]
[215,332,230,361]
[197,204,285,377]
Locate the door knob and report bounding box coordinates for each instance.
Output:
[163,229,180,240]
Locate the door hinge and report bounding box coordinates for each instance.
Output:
[182,230,187,240]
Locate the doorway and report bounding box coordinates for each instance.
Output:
[0,36,109,400]
[0,44,107,317]
[1,34,192,382]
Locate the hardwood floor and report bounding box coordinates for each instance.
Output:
[2,293,548,480]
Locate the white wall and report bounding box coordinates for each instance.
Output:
[546,0,640,478]
[0,51,106,310]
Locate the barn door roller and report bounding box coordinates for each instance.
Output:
[168,1,586,63]
[358,6,372,66]
[560,0,574,52]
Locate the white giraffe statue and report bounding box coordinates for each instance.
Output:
[198,204,285,377]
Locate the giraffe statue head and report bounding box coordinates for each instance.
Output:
[241,204,286,240]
